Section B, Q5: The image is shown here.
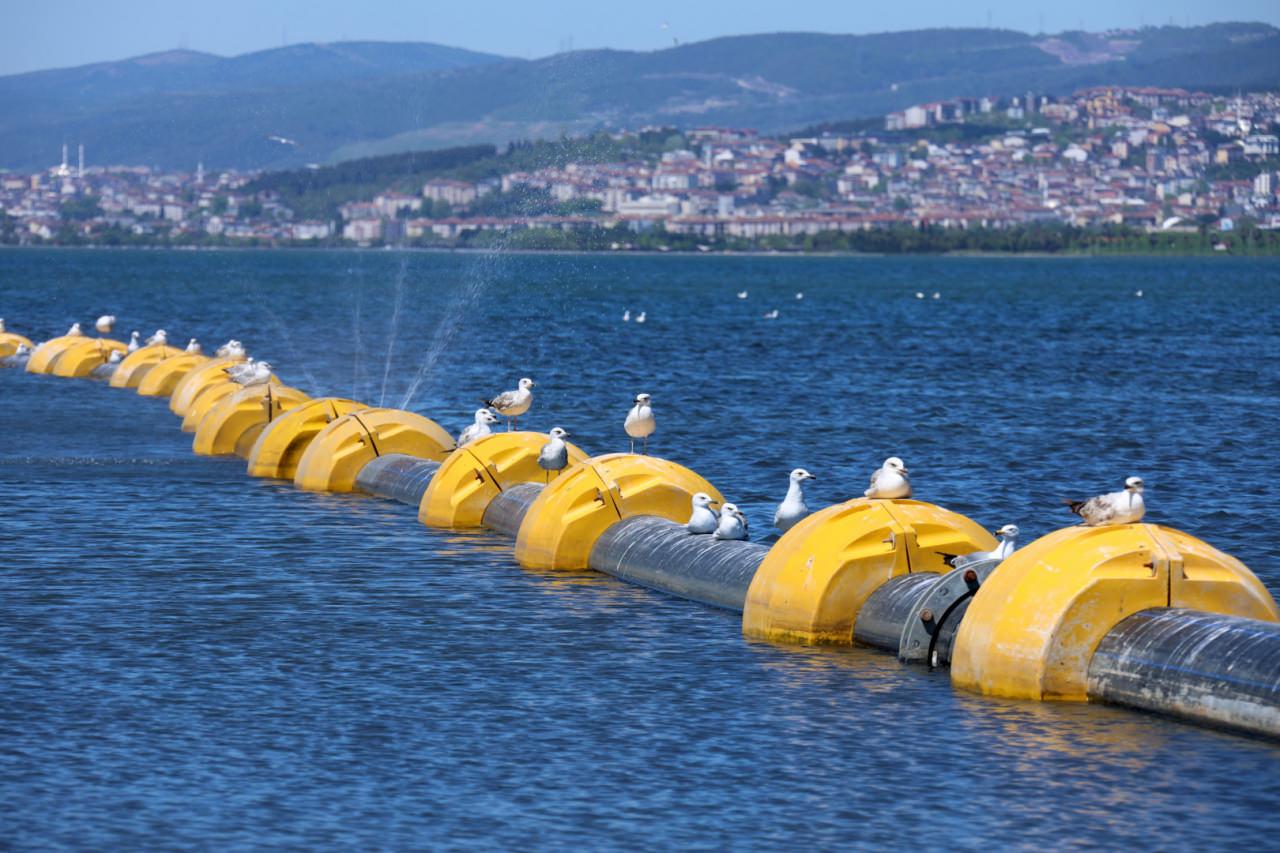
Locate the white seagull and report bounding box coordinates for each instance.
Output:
[915,292,925,300]
[185,338,202,354]
[216,339,247,359]
[635,311,646,324]
[865,457,912,499]
[774,468,816,533]
[932,292,941,300]
[622,309,631,322]
[223,359,256,383]
[762,309,779,319]
[1134,290,1144,298]
[67,322,84,336]
[625,393,655,454]
[14,342,30,356]
[0,318,5,333]
[941,524,1020,569]
[537,427,571,481]
[95,315,116,334]
[485,377,534,431]
[795,292,804,301]
[1066,477,1146,526]
[687,492,720,534]
[737,290,748,299]
[714,502,749,541]
[107,349,123,364]
[145,329,168,347]
[459,408,500,446]
[231,360,272,387]
[127,331,140,352]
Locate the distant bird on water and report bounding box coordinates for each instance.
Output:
[687,492,720,534]
[865,457,911,499]
[762,309,779,319]
[537,427,571,481]
[915,292,925,300]
[774,468,816,533]
[67,322,84,336]
[95,315,116,334]
[635,311,646,324]
[624,393,655,454]
[737,290,749,299]
[941,524,1020,569]
[185,338,202,354]
[714,502,749,541]
[1134,289,1144,298]
[485,377,534,430]
[622,309,631,322]
[458,408,499,447]
[126,331,140,352]
[1066,477,1145,526]
[795,292,804,301]
[145,329,168,347]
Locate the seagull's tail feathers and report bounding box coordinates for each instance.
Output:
[1064,499,1086,516]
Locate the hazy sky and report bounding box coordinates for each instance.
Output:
[5,0,1279,76]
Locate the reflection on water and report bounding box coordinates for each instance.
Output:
[2,249,1280,847]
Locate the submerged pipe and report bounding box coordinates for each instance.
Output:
[853,573,939,652]
[588,516,768,611]
[1088,608,1280,740]
[354,453,440,506]
[482,482,544,538]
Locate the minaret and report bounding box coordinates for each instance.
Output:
[77,144,84,178]
[196,161,205,185]
[61,144,68,171]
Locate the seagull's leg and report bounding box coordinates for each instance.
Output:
[629,437,635,454]
[642,436,648,455]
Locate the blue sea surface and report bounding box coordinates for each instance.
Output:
[2,248,1279,849]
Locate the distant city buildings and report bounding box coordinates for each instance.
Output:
[2,87,1277,247]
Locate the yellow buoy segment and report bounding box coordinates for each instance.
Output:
[25,334,87,374]
[180,380,246,432]
[293,408,455,492]
[108,344,185,388]
[136,354,209,397]
[48,338,128,378]
[513,453,722,571]
[0,332,34,357]
[742,498,996,645]
[246,397,364,480]
[420,431,589,528]
[192,385,311,456]
[950,524,1280,702]
[169,357,246,415]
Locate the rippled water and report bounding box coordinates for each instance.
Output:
[2,248,1279,848]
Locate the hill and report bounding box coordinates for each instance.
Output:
[1,24,1277,171]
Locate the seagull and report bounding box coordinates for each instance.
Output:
[107,349,123,364]
[1066,477,1146,526]
[625,393,655,454]
[231,360,272,387]
[774,468,816,533]
[14,342,30,356]
[714,502,749,541]
[932,292,941,300]
[762,309,779,319]
[795,292,804,301]
[126,331,140,352]
[865,457,912,499]
[635,311,646,324]
[940,524,1020,569]
[485,377,534,431]
[687,492,720,534]
[95,315,116,334]
[622,309,631,322]
[458,407,500,446]
[537,427,571,481]
[915,292,925,300]
[0,318,5,333]
[185,338,202,354]
[737,291,748,299]
[1134,289,1144,298]
[267,135,298,147]
[145,329,168,347]
[215,339,246,359]
[223,358,257,383]
[67,322,84,336]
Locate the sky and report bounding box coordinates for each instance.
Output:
[4,0,1279,76]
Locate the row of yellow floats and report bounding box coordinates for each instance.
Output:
[13,328,1279,705]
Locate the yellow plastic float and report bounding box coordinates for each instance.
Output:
[108,344,185,388]
[741,498,996,645]
[513,453,722,571]
[950,524,1280,702]
[136,353,209,397]
[0,331,34,357]
[180,380,256,432]
[169,357,246,415]
[420,431,589,528]
[192,385,311,457]
[246,398,365,480]
[25,333,88,374]
[48,338,128,378]
[293,408,455,492]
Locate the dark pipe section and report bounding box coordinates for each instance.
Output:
[1088,608,1280,740]
[482,482,545,538]
[588,516,768,612]
[354,453,440,506]
[853,573,939,652]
